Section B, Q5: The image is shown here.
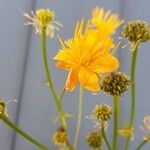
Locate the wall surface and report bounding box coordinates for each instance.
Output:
[0,0,150,150]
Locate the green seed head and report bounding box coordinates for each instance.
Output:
[86,131,103,148]
[93,104,112,121]
[101,72,131,96]
[122,20,150,43]
[53,127,69,146]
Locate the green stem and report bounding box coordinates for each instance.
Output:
[135,140,147,150]
[124,42,140,150]
[41,27,66,129]
[73,86,84,148]
[113,95,120,150]
[101,126,112,150]
[1,115,49,150]
[59,88,66,103]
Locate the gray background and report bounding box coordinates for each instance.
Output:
[0,0,150,149]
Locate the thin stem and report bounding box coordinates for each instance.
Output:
[59,88,66,103]
[73,86,84,148]
[113,95,120,150]
[101,127,112,150]
[135,140,147,150]
[41,27,66,129]
[1,115,49,150]
[124,42,140,150]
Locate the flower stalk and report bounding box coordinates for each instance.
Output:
[0,114,49,150]
[101,123,112,150]
[135,140,147,150]
[41,27,66,129]
[74,86,84,148]
[113,95,120,150]
[124,42,140,150]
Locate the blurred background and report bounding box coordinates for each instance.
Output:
[0,0,150,150]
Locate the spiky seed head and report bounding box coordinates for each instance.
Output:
[101,72,130,96]
[122,20,150,43]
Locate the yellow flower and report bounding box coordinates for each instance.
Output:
[118,127,134,137]
[23,9,62,38]
[91,7,124,38]
[54,8,122,92]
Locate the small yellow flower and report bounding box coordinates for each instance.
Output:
[54,7,122,92]
[140,116,150,141]
[23,9,62,38]
[118,127,134,137]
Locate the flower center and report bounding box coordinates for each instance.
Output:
[36,9,54,26]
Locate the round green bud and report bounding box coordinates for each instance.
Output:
[53,127,69,146]
[101,72,130,96]
[122,20,150,43]
[93,104,112,121]
[86,131,103,149]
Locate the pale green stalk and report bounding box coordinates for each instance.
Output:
[113,95,120,150]
[101,126,112,150]
[1,115,49,150]
[124,42,140,150]
[73,86,84,148]
[41,27,66,128]
[135,140,147,150]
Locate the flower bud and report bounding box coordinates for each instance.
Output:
[101,72,130,96]
[86,131,103,149]
[0,100,8,118]
[122,20,150,43]
[36,9,54,26]
[93,104,112,121]
[53,127,69,146]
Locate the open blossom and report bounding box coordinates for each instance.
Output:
[23,9,62,38]
[54,7,123,92]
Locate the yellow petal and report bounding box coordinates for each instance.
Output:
[90,54,119,73]
[65,69,78,91]
[56,61,71,70]
[78,69,100,92]
[53,50,72,64]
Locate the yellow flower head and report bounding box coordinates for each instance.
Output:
[36,9,54,26]
[118,127,134,137]
[91,7,124,38]
[93,104,112,121]
[54,8,122,92]
[23,9,62,38]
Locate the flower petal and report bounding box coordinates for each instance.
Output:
[65,69,78,91]
[78,69,100,92]
[53,50,72,64]
[56,61,71,70]
[90,54,119,73]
